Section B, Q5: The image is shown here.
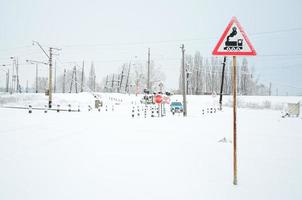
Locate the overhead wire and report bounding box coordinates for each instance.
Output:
[1,27,302,92]
[1,26,302,52]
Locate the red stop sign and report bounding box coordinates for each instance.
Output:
[154,94,163,104]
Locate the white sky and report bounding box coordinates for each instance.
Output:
[0,0,302,95]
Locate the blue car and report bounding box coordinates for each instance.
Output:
[170,101,183,114]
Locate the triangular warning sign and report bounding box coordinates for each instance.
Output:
[212,17,256,56]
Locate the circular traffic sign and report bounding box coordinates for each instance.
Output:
[154,94,163,104]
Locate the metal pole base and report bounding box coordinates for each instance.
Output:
[233,178,238,185]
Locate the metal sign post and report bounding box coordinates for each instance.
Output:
[212,17,256,185]
[232,56,237,185]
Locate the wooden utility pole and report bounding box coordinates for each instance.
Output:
[232,56,237,185]
[16,58,20,93]
[48,47,53,108]
[6,69,9,93]
[81,61,84,92]
[181,44,187,117]
[219,56,227,110]
[32,41,60,107]
[35,64,38,93]
[186,68,190,95]
[54,61,57,93]
[11,57,15,94]
[147,48,150,91]
[63,69,66,93]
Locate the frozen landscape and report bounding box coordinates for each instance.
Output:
[1,0,302,199]
[0,93,301,200]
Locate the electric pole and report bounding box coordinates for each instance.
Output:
[219,56,227,110]
[63,69,66,93]
[16,58,21,93]
[6,69,9,93]
[32,41,61,108]
[26,60,48,93]
[181,44,187,117]
[54,61,57,93]
[147,48,150,91]
[49,47,53,107]
[186,68,190,95]
[36,64,38,93]
[10,57,15,94]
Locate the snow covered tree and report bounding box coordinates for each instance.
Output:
[88,62,96,92]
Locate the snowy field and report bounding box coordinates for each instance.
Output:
[0,93,302,200]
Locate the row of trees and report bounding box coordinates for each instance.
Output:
[32,62,100,93]
[31,60,166,94]
[27,52,268,96]
[178,51,269,96]
[100,61,165,94]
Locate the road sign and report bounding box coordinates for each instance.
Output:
[212,17,257,186]
[163,96,171,104]
[154,94,163,104]
[212,17,256,56]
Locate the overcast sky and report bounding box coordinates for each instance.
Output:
[1,0,302,95]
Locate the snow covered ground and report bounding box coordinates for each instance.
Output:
[0,93,301,200]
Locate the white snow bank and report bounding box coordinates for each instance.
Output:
[0,93,301,113]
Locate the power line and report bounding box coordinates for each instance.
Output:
[61,27,302,48]
[251,27,302,36]
[10,27,300,50]
[0,26,301,55]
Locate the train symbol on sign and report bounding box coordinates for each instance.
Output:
[224,27,243,51]
[212,16,256,56]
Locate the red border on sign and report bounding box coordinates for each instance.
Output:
[212,17,256,56]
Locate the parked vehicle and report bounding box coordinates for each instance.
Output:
[170,101,183,114]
